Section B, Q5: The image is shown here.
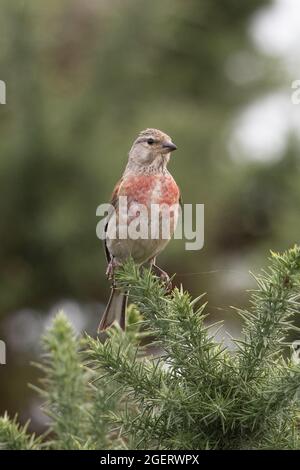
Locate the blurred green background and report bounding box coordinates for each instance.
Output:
[0,0,300,432]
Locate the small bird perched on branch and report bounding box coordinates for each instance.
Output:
[98,128,180,332]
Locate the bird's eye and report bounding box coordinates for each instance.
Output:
[147,138,154,145]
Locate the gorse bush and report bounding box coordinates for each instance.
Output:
[1,247,300,450]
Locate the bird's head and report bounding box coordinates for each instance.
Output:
[127,128,177,171]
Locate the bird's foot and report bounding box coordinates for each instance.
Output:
[151,263,172,292]
[106,259,117,281]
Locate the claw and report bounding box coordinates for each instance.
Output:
[160,270,172,292]
[150,261,172,292]
[106,258,119,281]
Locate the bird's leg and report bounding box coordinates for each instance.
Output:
[106,257,119,283]
[150,257,172,292]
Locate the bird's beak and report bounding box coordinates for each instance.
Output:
[162,141,177,152]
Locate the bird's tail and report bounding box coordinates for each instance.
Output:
[98,287,127,332]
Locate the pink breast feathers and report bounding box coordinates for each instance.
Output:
[121,174,180,207]
[158,174,180,206]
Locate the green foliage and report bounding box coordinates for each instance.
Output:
[31,312,121,450]
[32,311,89,449]
[0,413,40,450]
[89,249,300,449]
[1,247,300,449]
[238,247,300,377]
